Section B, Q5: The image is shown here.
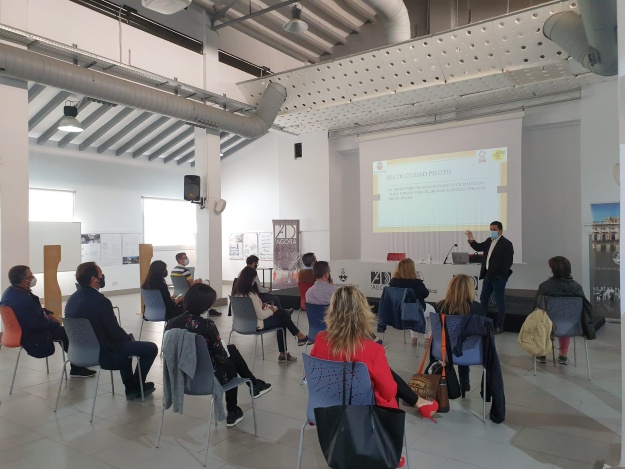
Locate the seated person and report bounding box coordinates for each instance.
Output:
[233,266,309,363]
[166,283,272,427]
[244,255,281,308]
[171,252,203,288]
[297,252,316,284]
[65,262,158,400]
[305,261,337,306]
[534,256,596,365]
[142,260,184,321]
[0,265,95,377]
[436,274,484,397]
[310,285,438,420]
[389,258,430,346]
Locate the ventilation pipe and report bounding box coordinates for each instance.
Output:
[362,0,411,44]
[0,43,286,138]
[543,0,617,76]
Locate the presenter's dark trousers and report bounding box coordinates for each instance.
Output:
[480,276,507,329]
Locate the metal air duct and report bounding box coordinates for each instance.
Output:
[543,0,617,77]
[362,0,411,44]
[0,43,286,138]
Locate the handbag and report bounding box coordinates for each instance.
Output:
[314,363,406,469]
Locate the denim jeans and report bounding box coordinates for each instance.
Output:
[480,276,508,329]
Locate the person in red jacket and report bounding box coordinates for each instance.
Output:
[310,285,438,420]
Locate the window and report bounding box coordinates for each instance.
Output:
[143,197,196,247]
[29,189,74,222]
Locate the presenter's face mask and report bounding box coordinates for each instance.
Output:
[98,275,106,289]
[183,259,190,266]
[490,231,499,239]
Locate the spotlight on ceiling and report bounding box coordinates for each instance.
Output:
[58,104,84,132]
[283,5,308,33]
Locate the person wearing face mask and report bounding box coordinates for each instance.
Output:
[142,260,184,321]
[65,262,158,400]
[172,252,203,288]
[465,221,514,335]
[305,261,337,306]
[0,265,96,377]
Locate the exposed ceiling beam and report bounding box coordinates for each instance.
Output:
[307,0,364,32]
[28,90,71,131]
[222,134,243,149]
[27,84,46,103]
[342,0,377,22]
[36,98,90,145]
[116,116,170,156]
[97,112,152,154]
[58,104,112,148]
[132,120,186,159]
[78,107,134,151]
[211,0,299,30]
[176,150,195,165]
[219,131,229,139]
[148,126,194,161]
[221,137,258,159]
[163,140,194,164]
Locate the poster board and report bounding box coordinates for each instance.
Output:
[30,221,81,273]
[80,232,141,265]
[229,232,273,260]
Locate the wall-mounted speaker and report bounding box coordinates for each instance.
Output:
[184,175,201,201]
[294,142,302,159]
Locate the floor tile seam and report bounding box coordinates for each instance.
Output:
[515,418,619,444]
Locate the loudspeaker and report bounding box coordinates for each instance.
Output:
[294,142,302,159]
[184,175,201,201]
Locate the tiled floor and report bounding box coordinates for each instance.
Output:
[0,292,620,468]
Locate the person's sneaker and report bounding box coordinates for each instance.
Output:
[208,309,222,317]
[297,335,313,346]
[494,327,504,335]
[70,367,97,378]
[226,407,244,427]
[253,381,272,399]
[535,356,547,364]
[126,382,156,401]
[278,353,297,363]
[558,355,569,366]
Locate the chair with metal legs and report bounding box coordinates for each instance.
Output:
[139,289,167,350]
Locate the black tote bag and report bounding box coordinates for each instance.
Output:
[314,363,406,469]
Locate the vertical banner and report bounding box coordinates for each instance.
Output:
[272,219,300,288]
[589,203,620,320]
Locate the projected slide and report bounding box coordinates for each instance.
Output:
[373,148,507,232]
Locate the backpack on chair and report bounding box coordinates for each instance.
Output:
[517,307,553,357]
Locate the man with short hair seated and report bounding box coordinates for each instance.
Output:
[297,252,316,284]
[172,253,220,316]
[0,265,96,377]
[244,255,282,308]
[305,261,337,306]
[65,262,158,400]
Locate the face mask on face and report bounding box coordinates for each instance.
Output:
[98,274,106,289]
[183,259,189,266]
[28,277,37,288]
[164,270,168,278]
[490,231,499,239]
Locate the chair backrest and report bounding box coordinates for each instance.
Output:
[298,282,314,310]
[430,313,483,367]
[387,253,406,261]
[545,296,584,337]
[141,289,167,321]
[303,354,374,424]
[170,274,190,297]
[304,302,327,342]
[229,296,259,334]
[0,306,22,348]
[62,317,101,367]
[185,334,215,396]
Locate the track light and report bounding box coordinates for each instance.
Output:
[58,103,84,132]
[283,5,308,33]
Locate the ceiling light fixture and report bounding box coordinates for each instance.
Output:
[283,5,308,33]
[58,103,84,132]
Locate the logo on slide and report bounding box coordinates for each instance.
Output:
[376,161,384,171]
[416,271,424,280]
[492,149,505,161]
[370,271,391,290]
[338,268,348,282]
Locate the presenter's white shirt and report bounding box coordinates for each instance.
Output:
[486,236,501,270]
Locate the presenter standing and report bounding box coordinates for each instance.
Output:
[465,221,514,335]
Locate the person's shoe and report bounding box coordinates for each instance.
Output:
[285,308,294,316]
[535,356,547,364]
[416,399,439,423]
[208,309,222,317]
[278,353,297,363]
[558,355,569,366]
[494,327,504,335]
[460,382,471,398]
[70,367,97,378]
[253,381,272,399]
[297,335,313,346]
[411,337,419,346]
[226,407,244,427]
[126,382,155,401]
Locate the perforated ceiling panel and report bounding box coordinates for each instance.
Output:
[239,0,609,135]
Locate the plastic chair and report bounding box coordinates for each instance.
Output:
[228,296,286,370]
[170,274,190,297]
[54,317,144,421]
[139,289,167,346]
[545,296,590,380]
[156,334,257,467]
[0,306,66,394]
[377,287,425,352]
[300,302,328,383]
[296,354,409,469]
[431,312,486,422]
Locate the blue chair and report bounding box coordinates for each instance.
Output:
[545,296,591,380]
[296,354,409,469]
[377,286,425,351]
[156,333,257,467]
[228,295,286,370]
[54,318,144,422]
[139,289,167,346]
[300,303,327,383]
[431,312,486,422]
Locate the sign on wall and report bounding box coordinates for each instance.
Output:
[272,219,300,287]
[228,232,272,260]
[81,233,141,265]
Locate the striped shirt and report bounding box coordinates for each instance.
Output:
[171,264,192,280]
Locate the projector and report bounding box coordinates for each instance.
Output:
[141,0,191,14]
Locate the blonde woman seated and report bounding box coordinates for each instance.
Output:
[388,258,431,346]
[311,285,438,420]
[436,274,484,397]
